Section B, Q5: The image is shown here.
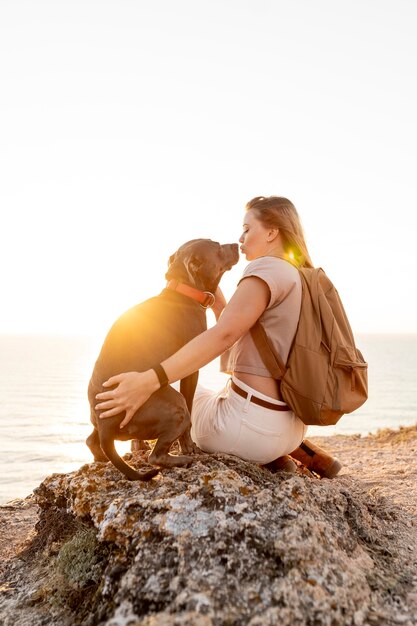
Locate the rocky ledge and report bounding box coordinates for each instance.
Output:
[1,425,417,626]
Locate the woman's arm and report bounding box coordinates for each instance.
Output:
[95,277,270,427]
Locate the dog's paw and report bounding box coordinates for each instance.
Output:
[180,442,204,455]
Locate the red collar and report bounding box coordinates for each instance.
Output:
[166,280,215,309]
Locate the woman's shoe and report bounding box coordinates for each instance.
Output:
[290,439,342,478]
[263,455,297,473]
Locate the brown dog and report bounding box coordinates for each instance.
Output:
[87,239,239,480]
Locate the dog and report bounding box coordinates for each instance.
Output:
[86,239,239,480]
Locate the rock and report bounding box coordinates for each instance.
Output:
[0,449,416,626]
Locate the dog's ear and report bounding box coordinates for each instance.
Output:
[187,254,203,278]
[165,248,203,283]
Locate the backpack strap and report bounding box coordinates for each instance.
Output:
[250,321,286,380]
[250,264,312,382]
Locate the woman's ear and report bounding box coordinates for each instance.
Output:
[267,228,279,243]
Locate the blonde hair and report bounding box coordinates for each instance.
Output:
[246,196,313,268]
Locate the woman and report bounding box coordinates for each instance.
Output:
[95,196,324,469]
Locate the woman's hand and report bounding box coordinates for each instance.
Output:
[211,286,227,320]
[95,370,159,428]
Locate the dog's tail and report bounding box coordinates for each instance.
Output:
[100,435,159,481]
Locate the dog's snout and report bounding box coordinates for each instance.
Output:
[221,242,238,253]
[220,242,240,268]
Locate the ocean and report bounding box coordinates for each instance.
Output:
[0,334,416,505]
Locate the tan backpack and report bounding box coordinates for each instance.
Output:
[250,267,368,426]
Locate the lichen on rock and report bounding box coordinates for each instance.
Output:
[56,527,106,588]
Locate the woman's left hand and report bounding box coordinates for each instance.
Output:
[211,286,227,320]
[95,370,158,428]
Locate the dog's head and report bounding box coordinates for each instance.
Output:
[166,239,239,293]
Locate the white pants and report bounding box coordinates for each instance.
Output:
[190,376,307,464]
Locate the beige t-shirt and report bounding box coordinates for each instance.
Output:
[220,256,302,377]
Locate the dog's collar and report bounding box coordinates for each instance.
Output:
[166,280,216,309]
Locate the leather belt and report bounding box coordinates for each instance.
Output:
[230,380,290,412]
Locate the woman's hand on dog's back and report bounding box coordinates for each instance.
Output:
[95,370,160,428]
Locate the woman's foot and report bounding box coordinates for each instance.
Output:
[290,439,342,478]
[263,455,297,473]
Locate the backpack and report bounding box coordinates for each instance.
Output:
[250,267,368,426]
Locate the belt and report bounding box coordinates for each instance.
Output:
[230,380,290,412]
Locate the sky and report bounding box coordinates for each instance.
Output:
[1,0,417,336]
